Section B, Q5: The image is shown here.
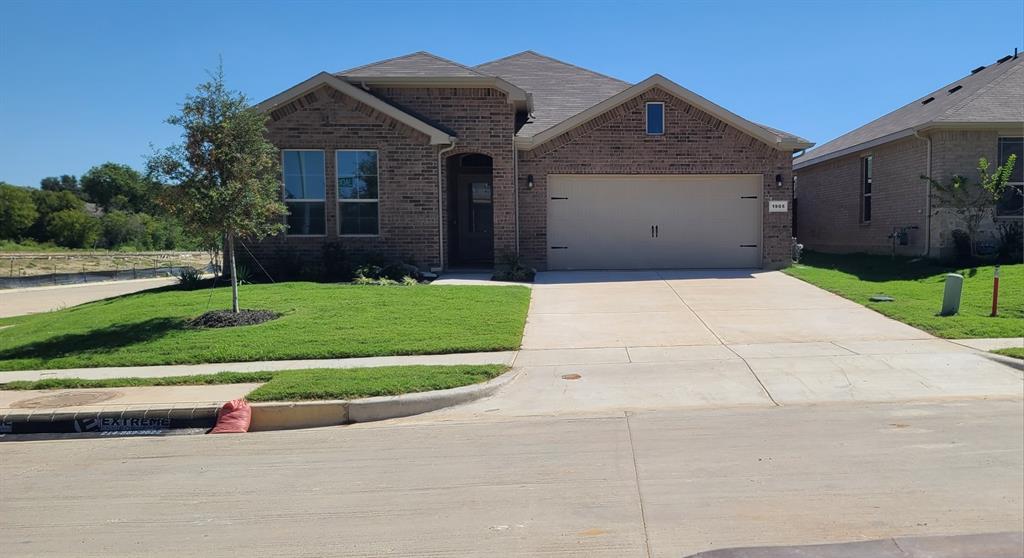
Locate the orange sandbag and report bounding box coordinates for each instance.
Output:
[210,399,251,434]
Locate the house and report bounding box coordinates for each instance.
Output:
[794,52,1024,259]
[251,51,812,273]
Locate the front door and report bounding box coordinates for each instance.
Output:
[453,174,494,265]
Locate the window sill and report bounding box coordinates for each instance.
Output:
[338,234,381,238]
[286,234,327,238]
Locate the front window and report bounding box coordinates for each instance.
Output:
[337,150,380,235]
[861,155,873,223]
[645,102,664,135]
[997,137,1023,217]
[282,150,326,235]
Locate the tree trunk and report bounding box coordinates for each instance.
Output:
[227,233,239,313]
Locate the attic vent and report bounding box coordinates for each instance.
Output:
[921,97,935,105]
[971,65,986,74]
[947,85,963,94]
[997,54,1012,64]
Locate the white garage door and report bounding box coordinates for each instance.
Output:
[547,174,763,270]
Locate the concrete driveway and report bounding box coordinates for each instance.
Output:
[420,270,1022,420]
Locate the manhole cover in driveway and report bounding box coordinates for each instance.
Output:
[11,390,121,409]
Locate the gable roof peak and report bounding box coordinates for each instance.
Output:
[338,51,487,78]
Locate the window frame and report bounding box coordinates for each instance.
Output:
[336,149,381,237]
[996,136,1023,219]
[281,149,327,237]
[645,102,665,136]
[861,155,873,224]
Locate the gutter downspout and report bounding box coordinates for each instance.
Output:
[513,132,520,257]
[913,130,932,258]
[437,140,457,272]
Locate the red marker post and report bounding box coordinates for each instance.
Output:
[990,265,1000,317]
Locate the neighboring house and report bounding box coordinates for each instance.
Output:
[252,51,811,273]
[794,52,1024,259]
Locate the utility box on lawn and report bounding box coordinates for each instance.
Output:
[940,273,964,316]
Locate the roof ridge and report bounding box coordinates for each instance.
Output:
[940,58,1023,119]
[415,51,490,77]
[337,50,487,76]
[477,50,631,85]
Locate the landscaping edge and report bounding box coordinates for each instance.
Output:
[0,368,522,434]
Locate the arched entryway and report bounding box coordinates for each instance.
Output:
[447,153,494,267]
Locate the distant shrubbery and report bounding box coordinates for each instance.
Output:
[0,162,204,251]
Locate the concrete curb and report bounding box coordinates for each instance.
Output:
[249,368,521,431]
[685,532,1023,558]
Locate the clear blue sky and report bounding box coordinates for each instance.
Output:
[1,0,1022,186]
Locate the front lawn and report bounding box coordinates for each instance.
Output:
[0,283,530,371]
[785,252,1023,339]
[0,365,509,402]
[994,348,1024,360]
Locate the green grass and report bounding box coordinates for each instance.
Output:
[785,252,1023,339]
[994,347,1024,359]
[0,365,508,402]
[0,282,531,371]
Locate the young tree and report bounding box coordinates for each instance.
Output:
[148,64,286,312]
[0,183,39,239]
[923,155,1017,257]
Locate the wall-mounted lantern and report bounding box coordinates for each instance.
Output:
[526,174,534,189]
[775,174,783,188]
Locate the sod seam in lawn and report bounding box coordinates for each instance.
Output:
[0,365,510,402]
[0,282,530,371]
[784,252,1022,339]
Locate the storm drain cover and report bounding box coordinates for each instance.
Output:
[12,390,120,409]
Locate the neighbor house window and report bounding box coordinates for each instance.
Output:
[861,155,873,223]
[337,150,379,235]
[282,150,326,235]
[997,137,1023,217]
[645,102,664,135]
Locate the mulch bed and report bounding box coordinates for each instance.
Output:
[186,309,281,329]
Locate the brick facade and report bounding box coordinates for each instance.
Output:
[795,129,1006,259]
[518,88,794,269]
[252,84,796,274]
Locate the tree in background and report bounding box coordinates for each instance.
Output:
[81,162,152,212]
[45,209,101,248]
[40,174,82,196]
[28,188,85,242]
[0,183,39,239]
[148,64,286,312]
[924,154,1017,258]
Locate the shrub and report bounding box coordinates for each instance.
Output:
[950,229,972,264]
[402,276,418,286]
[176,266,205,290]
[321,242,354,281]
[233,263,252,285]
[0,183,39,239]
[792,238,804,263]
[274,251,307,281]
[996,221,1023,263]
[492,252,536,282]
[45,209,101,248]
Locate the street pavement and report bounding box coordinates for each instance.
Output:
[0,277,176,318]
[2,399,1021,557]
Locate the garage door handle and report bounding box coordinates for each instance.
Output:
[651,225,655,238]
[655,225,659,238]
[550,246,568,250]
[740,244,758,248]
[550,196,568,200]
[740,195,758,199]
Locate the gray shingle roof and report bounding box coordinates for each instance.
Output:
[796,53,1024,167]
[339,51,487,78]
[475,51,632,137]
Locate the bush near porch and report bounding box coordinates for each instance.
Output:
[0,283,530,371]
[785,252,1023,339]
